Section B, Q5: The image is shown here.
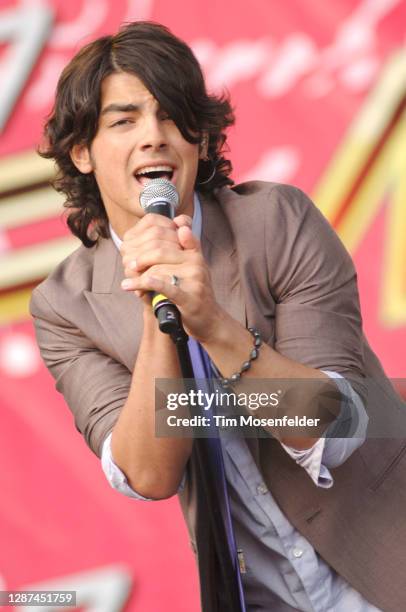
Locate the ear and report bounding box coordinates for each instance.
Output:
[199,131,209,160]
[70,143,93,174]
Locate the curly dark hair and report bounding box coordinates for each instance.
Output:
[40,21,235,247]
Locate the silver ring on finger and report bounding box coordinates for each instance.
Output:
[170,274,180,287]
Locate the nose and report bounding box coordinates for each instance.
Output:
[138,114,168,152]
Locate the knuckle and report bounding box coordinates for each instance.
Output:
[147,264,160,277]
[177,214,192,227]
[122,254,133,266]
[124,265,137,278]
[150,240,163,252]
[140,247,157,263]
[149,225,164,240]
[143,214,156,226]
[193,266,206,284]
[120,244,129,256]
[194,281,205,299]
[191,251,203,265]
[150,213,172,226]
[137,271,147,285]
[154,247,164,260]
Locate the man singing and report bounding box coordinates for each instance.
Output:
[30,21,405,611]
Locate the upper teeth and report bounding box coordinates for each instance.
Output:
[137,165,173,175]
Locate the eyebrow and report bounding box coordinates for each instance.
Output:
[100,103,140,116]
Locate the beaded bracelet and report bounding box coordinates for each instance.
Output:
[220,327,262,389]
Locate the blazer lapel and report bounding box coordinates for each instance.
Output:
[201,188,275,344]
[199,191,246,328]
[84,238,143,371]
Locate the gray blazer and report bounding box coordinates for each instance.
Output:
[30,182,406,611]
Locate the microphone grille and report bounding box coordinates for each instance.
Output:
[139,179,179,211]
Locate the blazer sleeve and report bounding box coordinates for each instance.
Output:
[265,184,365,397]
[30,287,131,458]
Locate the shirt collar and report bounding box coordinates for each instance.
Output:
[109,192,202,249]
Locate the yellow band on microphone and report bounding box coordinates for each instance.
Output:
[152,293,169,309]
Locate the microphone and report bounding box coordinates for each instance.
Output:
[139,178,182,335]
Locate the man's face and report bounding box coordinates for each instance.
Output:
[71,71,204,237]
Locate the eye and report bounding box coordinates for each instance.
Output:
[111,118,133,127]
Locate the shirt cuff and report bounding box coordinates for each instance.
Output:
[281,437,333,489]
[279,370,368,488]
[320,371,369,469]
[101,433,186,500]
[101,432,154,500]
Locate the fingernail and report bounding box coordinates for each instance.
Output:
[121,279,133,290]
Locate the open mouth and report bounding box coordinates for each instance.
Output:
[134,166,175,186]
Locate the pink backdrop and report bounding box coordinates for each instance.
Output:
[0,0,405,610]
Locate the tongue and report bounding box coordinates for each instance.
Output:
[137,175,153,186]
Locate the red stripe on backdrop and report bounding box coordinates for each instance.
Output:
[6,216,70,250]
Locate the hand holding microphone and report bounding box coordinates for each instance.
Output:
[120,179,221,342]
[139,179,183,333]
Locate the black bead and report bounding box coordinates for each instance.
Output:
[217,327,262,389]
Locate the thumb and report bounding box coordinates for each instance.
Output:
[177,225,200,251]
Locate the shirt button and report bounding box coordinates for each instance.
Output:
[257,483,268,495]
[292,547,304,559]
